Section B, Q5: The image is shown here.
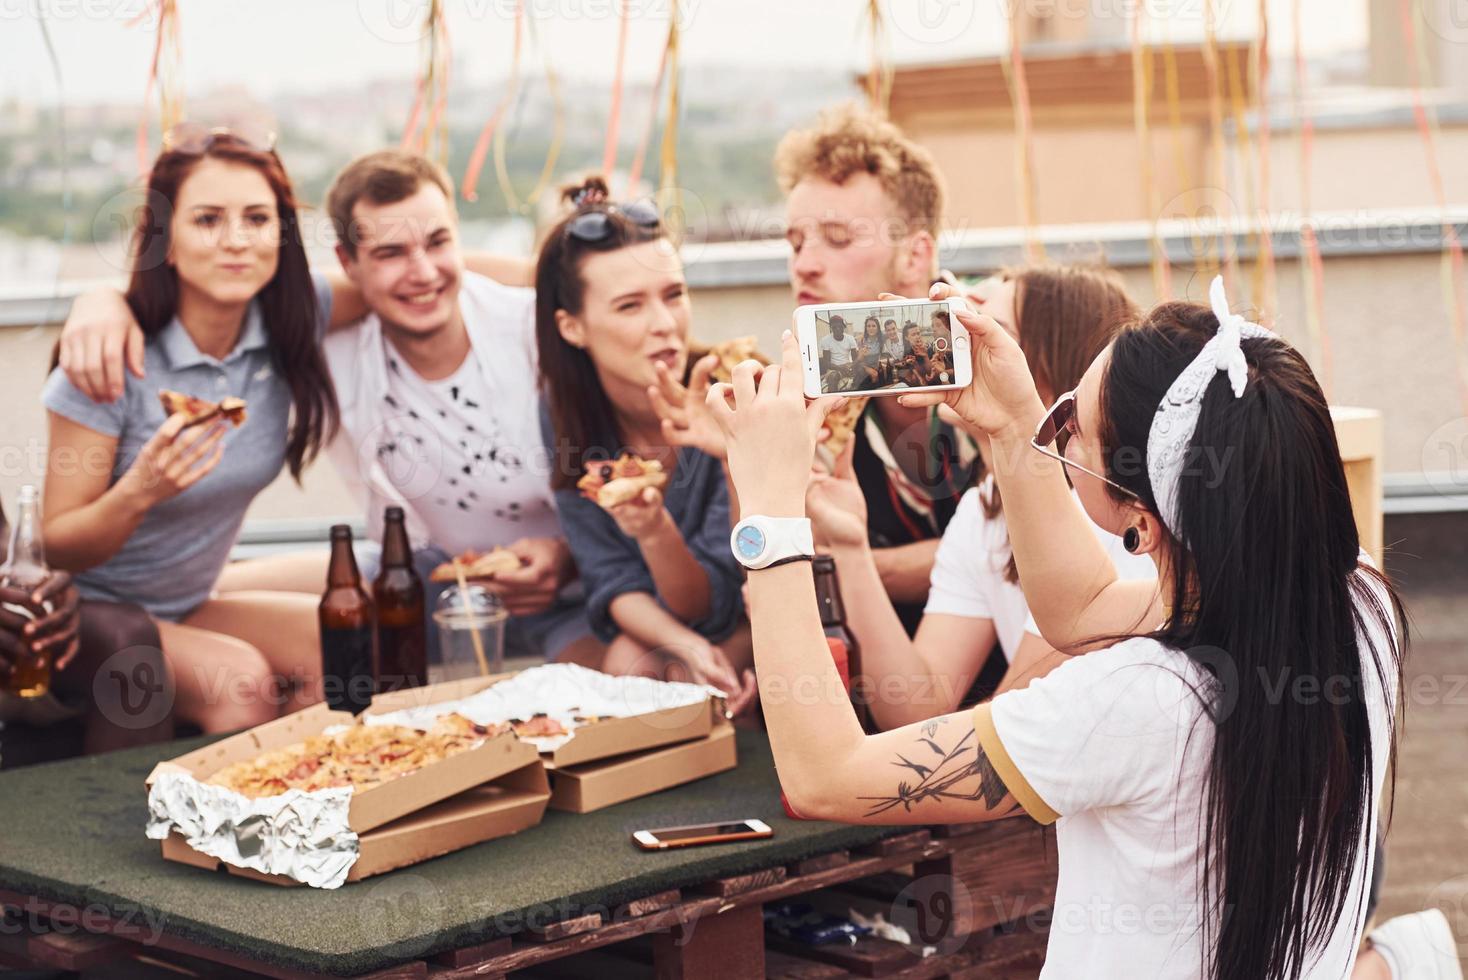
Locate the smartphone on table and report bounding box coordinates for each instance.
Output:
[632,819,773,850]
[794,296,970,398]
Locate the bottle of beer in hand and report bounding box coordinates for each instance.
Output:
[2,485,54,698]
[319,525,376,714]
[813,555,870,732]
[373,507,426,692]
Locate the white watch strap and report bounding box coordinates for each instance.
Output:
[733,516,814,569]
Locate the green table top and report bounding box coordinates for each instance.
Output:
[0,729,897,977]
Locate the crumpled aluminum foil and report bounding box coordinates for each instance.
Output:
[146,771,359,889]
[365,662,723,751]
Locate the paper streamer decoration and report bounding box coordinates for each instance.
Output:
[657,0,683,243]
[1201,0,1238,291]
[1291,0,1331,392]
[1002,0,1043,263]
[491,9,565,213]
[864,0,893,114]
[628,40,672,192]
[602,0,632,181]
[462,0,524,203]
[1248,0,1278,324]
[399,0,452,162]
[1130,1,1172,299]
[131,0,184,176]
[1397,0,1468,416]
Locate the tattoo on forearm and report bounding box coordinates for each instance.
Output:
[859,727,1024,818]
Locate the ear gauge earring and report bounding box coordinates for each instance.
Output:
[1123,527,1141,553]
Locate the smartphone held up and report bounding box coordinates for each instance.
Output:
[794,297,970,399]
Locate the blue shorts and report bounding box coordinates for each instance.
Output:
[355,541,594,662]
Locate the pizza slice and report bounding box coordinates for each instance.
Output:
[510,714,570,739]
[428,547,524,583]
[159,389,248,429]
[707,336,772,384]
[577,452,669,509]
[821,396,869,458]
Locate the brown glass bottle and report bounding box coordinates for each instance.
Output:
[373,506,427,692]
[812,555,870,731]
[319,525,376,714]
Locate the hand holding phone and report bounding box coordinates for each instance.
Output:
[794,297,970,399]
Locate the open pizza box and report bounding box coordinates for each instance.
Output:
[146,700,549,887]
[361,664,719,768]
[159,762,549,886]
[546,718,738,813]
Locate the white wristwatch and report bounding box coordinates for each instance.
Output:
[730,516,815,571]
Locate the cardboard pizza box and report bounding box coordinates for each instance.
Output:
[362,671,718,768]
[159,760,550,886]
[146,699,541,835]
[546,719,738,813]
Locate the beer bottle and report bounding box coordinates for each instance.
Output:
[813,555,870,731]
[373,507,426,692]
[319,525,376,713]
[2,485,53,698]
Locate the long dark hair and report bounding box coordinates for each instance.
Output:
[535,176,667,491]
[125,135,337,480]
[1099,301,1405,979]
[981,263,1138,582]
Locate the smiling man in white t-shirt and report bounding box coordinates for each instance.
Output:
[321,151,595,663]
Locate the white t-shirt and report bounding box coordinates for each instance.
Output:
[362,275,560,556]
[820,332,860,367]
[925,482,1157,660]
[976,564,1397,980]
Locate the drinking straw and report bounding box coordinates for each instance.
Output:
[452,558,491,677]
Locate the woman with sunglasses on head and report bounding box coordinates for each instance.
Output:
[708,276,1434,979]
[536,177,758,716]
[800,265,1154,730]
[40,126,343,734]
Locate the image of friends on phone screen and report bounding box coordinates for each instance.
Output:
[810,302,956,395]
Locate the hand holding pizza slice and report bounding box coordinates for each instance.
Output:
[576,453,670,510]
[428,548,525,583]
[158,389,248,429]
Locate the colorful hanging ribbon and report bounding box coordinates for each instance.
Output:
[1291,0,1331,392]
[130,0,184,176]
[399,0,453,163]
[491,8,565,213]
[628,39,672,193]
[461,1,525,202]
[1201,0,1239,291]
[864,0,893,114]
[1002,0,1043,263]
[601,0,632,182]
[1398,0,1468,416]
[657,0,683,242]
[1249,0,1278,324]
[1131,1,1172,300]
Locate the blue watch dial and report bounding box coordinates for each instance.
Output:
[735,525,767,561]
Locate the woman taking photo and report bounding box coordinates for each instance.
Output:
[41,128,339,733]
[536,178,756,715]
[804,264,1155,728]
[710,278,1421,978]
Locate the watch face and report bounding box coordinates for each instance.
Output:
[735,524,767,562]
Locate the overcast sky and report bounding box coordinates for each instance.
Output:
[0,0,1368,107]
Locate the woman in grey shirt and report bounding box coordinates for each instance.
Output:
[41,130,341,734]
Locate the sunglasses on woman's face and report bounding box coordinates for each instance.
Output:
[565,200,662,243]
[162,122,279,155]
[1031,390,1142,502]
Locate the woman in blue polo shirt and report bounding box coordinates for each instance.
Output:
[41,128,339,734]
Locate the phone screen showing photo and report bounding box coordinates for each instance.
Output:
[812,302,955,395]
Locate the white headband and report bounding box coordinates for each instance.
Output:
[1145,275,1274,536]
